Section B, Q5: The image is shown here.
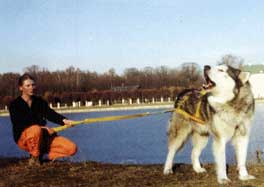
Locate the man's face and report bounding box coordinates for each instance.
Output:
[19,79,36,96]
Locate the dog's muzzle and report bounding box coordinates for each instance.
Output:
[203,65,215,89]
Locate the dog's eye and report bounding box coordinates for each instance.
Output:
[218,69,224,72]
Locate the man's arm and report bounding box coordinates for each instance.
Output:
[42,99,74,126]
[43,101,66,125]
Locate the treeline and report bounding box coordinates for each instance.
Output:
[0,63,203,108]
[1,54,255,108]
[243,64,264,74]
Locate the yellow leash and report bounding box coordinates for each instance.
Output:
[175,108,205,124]
[52,90,206,132]
[52,90,208,133]
[53,109,175,132]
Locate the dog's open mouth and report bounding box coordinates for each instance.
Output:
[203,66,216,90]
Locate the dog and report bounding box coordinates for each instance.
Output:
[163,64,255,184]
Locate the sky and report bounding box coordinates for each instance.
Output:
[1,0,264,74]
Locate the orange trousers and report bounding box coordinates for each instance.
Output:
[18,125,77,160]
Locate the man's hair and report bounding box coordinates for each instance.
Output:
[18,73,35,86]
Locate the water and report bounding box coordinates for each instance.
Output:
[1,104,264,164]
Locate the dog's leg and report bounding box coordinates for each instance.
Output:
[213,137,231,184]
[163,125,191,175]
[232,131,255,181]
[191,132,208,173]
[163,138,179,175]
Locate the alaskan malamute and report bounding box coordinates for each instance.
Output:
[163,64,255,184]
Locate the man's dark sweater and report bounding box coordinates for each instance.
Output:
[9,96,66,143]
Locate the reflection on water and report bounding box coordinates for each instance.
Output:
[0,103,263,164]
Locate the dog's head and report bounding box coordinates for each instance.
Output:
[203,64,250,104]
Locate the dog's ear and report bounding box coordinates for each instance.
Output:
[227,65,241,79]
[239,72,250,84]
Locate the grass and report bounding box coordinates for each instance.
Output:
[0,157,264,187]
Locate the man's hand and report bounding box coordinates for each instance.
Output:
[42,126,56,135]
[63,119,75,127]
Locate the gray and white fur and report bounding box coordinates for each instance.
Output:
[163,64,255,184]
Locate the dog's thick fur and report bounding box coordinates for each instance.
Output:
[163,64,255,184]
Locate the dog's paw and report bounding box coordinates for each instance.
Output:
[163,168,173,175]
[193,167,207,173]
[217,178,231,184]
[239,175,256,181]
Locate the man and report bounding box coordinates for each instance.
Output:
[9,73,77,165]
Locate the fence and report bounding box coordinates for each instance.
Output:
[48,97,172,109]
[0,97,172,112]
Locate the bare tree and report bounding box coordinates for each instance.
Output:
[218,54,244,69]
[0,62,207,106]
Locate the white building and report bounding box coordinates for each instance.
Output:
[249,73,264,99]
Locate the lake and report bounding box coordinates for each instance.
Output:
[1,103,263,164]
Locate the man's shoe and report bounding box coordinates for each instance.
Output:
[28,156,41,166]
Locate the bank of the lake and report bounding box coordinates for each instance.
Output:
[0,158,263,187]
[0,102,174,117]
[1,99,264,117]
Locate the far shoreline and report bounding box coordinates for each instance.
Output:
[0,102,174,117]
[1,99,264,117]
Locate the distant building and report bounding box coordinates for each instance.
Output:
[111,85,140,92]
[249,73,264,99]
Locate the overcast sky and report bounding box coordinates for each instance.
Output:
[1,0,264,74]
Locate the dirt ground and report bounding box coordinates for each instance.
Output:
[0,157,263,187]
